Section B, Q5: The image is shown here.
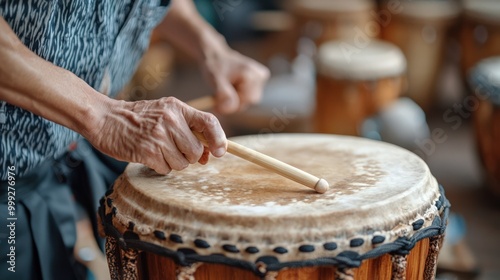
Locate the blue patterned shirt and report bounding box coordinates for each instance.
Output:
[0,0,169,180]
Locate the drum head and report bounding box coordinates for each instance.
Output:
[316,39,406,80]
[469,57,500,105]
[464,0,500,23]
[288,0,374,18]
[395,0,460,20]
[101,134,447,271]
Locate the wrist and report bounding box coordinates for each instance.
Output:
[77,80,118,141]
[196,30,230,63]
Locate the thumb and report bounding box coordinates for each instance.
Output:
[214,77,239,114]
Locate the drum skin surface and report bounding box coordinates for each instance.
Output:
[99,134,449,279]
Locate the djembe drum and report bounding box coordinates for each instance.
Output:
[381,0,460,110]
[315,39,406,135]
[99,134,448,280]
[470,57,500,198]
[461,0,500,80]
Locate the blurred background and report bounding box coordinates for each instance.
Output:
[116,0,500,279]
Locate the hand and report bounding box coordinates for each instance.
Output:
[153,0,270,114]
[201,47,270,114]
[87,97,227,174]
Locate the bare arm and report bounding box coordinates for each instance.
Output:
[154,0,270,114]
[0,17,104,136]
[0,17,227,174]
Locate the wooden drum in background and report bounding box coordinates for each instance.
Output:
[469,57,500,198]
[461,0,500,80]
[286,0,377,48]
[98,134,449,280]
[315,39,406,135]
[381,0,460,110]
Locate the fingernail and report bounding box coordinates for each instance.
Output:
[213,147,226,157]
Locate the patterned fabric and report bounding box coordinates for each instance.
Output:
[0,0,169,180]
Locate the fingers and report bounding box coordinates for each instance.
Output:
[186,108,227,158]
[91,96,225,176]
[149,159,171,175]
[160,136,191,171]
[234,61,269,111]
[198,147,210,165]
[212,54,270,114]
[213,76,240,114]
[171,121,204,164]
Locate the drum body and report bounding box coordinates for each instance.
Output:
[381,0,460,110]
[314,40,406,135]
[470,57,500,197]
[461,1,500,80]
[99,134,449,280]
[286,0,377,48]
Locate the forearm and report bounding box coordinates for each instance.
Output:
[0,17,112,138]
[154,0,230,62]
[0,17,227,174]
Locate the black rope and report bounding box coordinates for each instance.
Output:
[98,185,450,277]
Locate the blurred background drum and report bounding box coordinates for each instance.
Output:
[314,39,406,135]
[99,134,449,280]
[285,0,377,52]
[381,0,460,111]
[461,0,500,81]
[469,57,500,198]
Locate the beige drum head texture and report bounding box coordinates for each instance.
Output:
[463,0,500,23]
[395,0,460,20]
[100,134,448,274]
[289,0,374,18]
[316,39,406,80]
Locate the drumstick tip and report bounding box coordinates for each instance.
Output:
[314,179,329,194]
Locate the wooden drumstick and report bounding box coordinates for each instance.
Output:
[186,96,216,112]
[192,132,329,194]
[187,96,329,193]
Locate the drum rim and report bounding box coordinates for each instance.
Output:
[316,39,407,79]
[385,0,461,20]
[99,185,449,277]
[286,0,375,18]
[464,0,500,24]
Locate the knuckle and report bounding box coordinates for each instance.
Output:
[161,112,180,127]
[163,96,179,105]
[151,124,164,138]
[204,113,220,128]
[185,146,203,164]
